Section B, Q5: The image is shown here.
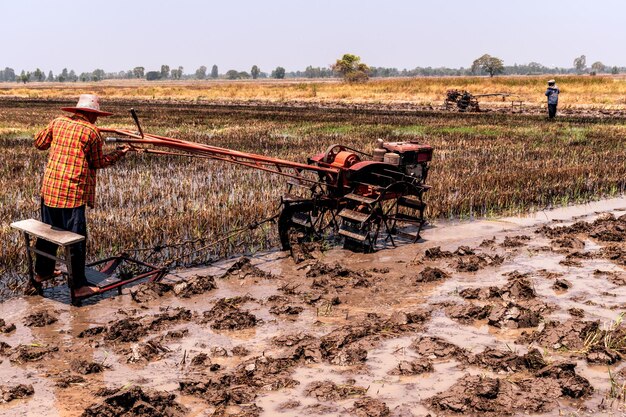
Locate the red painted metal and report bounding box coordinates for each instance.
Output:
[101,128,340,176]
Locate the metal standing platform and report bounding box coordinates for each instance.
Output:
[10,219,166,306]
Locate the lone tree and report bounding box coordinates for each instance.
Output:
[251,65,260,79]
[573,55,586,73]
[160,65,170,79]
[146,71,161,81]
[590,61,605,74]
[195,65,207,79]
[33,68,44,82]
[471,54,504,77]
[211,65,218,78]
[59,68,69,82]
[133,66,145,79]
[272,66,286,79]
[91,69,105,82]
[225,70,240,80]
[171,66,184,80]
[18,70,30,84]
[332,53,370,83]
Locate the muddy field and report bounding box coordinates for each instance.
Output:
[1,198,625,416]
[2,96,626,298]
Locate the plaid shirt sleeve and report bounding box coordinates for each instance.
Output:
[35,114,125,209]
[87,130,125,169]
[34,121,54,150]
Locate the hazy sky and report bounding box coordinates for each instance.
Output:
[2,0,624,74]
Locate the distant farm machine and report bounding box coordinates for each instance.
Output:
[445,89,511,112]
[102,110,434,254]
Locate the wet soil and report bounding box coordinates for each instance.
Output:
[82,386,187,417]
[1,198,626,416]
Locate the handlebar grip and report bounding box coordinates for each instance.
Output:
[104,137,119,143]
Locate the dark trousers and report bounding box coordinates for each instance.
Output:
[35,200,88,287]
[548,103,557,119]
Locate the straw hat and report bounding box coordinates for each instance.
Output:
[61,94,113,116]
[547,79,556,85]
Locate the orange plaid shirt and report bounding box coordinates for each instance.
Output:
[35,113,124,208]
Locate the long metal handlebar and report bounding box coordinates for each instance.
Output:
[100,127,340,185]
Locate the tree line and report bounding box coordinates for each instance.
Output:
[1,54,623,84]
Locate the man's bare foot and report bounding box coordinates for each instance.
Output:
[34,270,62,283]
[74,286,100,298]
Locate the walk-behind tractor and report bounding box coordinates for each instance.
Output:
[103,110,434,254]
[445,89,511,112]
[13,110,433,304]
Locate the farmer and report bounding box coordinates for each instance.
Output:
[33,94,130,298]
[545,79,560,119]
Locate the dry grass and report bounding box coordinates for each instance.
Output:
[1,80,626,295]
[2,75,626,108]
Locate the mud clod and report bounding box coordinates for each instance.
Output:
[534,361,593,398]
[488,302,541,329]
[172,274,217,297]
[305,261,372,289]
[269,304,304,316]
[81,386,187,417]
[130,281,174,303]
[232,345,250,356]
[232,355,299,390]
[105,318,147,343]
[454,246,475,256]
[480,237,496,247]
[78,326,106,338]
[553,278,572,291]
[148,307,192,330]
[424,246,453,259]
[568,307,585,317]
[0,319,16,333]
[318,319,393,365]
[502,271,536,300]
[71,359,104,374]
[456,254,503,272]
[601,245,626,266]
[190,352,210,367]
[0,384,34,403]
[23,310,58,327]
[203,298,259,330]
[552,236,585,252]
[595,270,626,285]
[223,257,274,279]
[415,267,449,283]
[410,336,466,360]
[517,319,599,350]
[469,347,538,372]
[9,344,58,364]
[305,380,367,401]
[429,367,591,416]
[459,286,501,300]
[445,304,491,324]
[502,235,531,247]
[389,359,433,375]
[180,374,256,406]
[350,397,390,417]
[0,342,11,355]
[56,374,86,388]
[127,339,170,363]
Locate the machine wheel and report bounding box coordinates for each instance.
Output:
[322,144,347,163]
[278,200,337,251]
[338,180,427,251]
[279,201,312,251]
